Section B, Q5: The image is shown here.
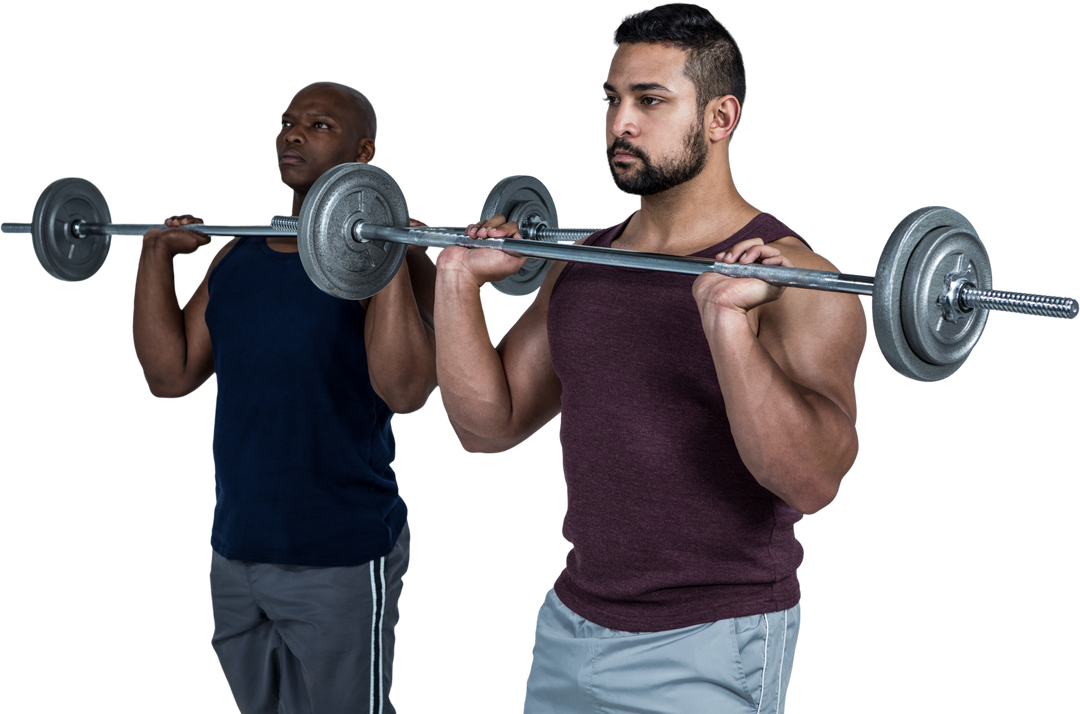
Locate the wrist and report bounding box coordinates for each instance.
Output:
[436,263,485,293]
[142,234,177,260]
[702,303,755,341]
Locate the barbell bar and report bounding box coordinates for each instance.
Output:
[295,162,1080,384]
[3,164,1076,382]
[0,216,600,240]
[1,175,596,294]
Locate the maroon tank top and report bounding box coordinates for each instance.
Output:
[548,212,808,631]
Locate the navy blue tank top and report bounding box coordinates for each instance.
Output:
[205,237,405,566]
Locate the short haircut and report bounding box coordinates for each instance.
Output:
[614,4,746,120]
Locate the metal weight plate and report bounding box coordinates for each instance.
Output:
[297,163,410,300]
[483,176,559,296]
[32,178,111,281]
[900,225,991,368]
[874,207,988,381]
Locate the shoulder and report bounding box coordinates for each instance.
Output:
[756,238,867,365]
[771,235,836,271]
[762,237,859,315]
[204,237,244,281]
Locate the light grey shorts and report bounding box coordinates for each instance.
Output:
[209,524,409,714]
[524,589,799,714]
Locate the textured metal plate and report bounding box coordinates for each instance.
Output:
[297,163,409,300]
[874,207,988,381]
[901,225,991,367]
[32,178,111,281]
[483,176,559,296]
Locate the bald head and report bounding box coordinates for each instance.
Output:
[308,79,380,143]
[294,82,377,140]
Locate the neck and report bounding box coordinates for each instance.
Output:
[622,153,758,254]
[292,190,305,217]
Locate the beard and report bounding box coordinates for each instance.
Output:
[607,121,708,196]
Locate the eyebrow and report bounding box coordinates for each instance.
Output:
[280,111,339,122]
[603,81,675,94]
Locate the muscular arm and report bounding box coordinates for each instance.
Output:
[133,226,234,398]
[695,237,866,514]
[434,247,563,453]
[363,247,437,413]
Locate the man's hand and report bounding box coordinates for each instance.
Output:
[437,213,528,288]
[692,237,793,317]
[143,215,210,257]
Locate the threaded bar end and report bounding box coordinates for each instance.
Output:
[960,286,1078,319]
[271,215,299,232]
[534,227,601,243]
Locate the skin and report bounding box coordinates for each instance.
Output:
[133,82,436,413]
[435,43,866,514]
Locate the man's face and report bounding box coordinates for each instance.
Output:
[604,43,708,196]
[277,85,369,196]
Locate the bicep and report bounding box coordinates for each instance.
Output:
[405,248,436,329]
[758,256,866,419]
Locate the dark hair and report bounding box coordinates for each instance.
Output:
[615,4,745,121]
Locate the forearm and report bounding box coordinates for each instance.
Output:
[132,240,201,396]
[433,270,519,451]
[365,260,437,413]
[704,313,858,513]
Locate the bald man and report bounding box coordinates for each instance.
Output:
[133,82,436,714]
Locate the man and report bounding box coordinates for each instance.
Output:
[435,5,865,713]
[133,82,436,714]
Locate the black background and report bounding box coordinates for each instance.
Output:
[6,5,1071,712]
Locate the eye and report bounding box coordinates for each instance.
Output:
[281,119,293,128]
[314,121,330,130]
[640,96,663,106]
[603,95,619,106]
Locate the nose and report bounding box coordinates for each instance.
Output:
[284,125,305,144]
[608,101,640,139]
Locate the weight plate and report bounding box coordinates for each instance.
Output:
[873,207,986,381]
[900,225,991,367]
[32,178,111,281]
[483,176,559,296]
[297,163,409,300]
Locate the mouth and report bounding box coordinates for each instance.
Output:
[610,152,643,174]
[611,151,639,163]
[279,149,305,166]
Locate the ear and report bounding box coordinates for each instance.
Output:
[705,95,740,142]
[356,138,376,164]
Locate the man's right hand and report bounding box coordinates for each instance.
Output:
[437,214,528,287]
[143,215,210,257]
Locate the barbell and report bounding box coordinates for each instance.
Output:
[0,175,596,296]
[3,164,1076,382]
